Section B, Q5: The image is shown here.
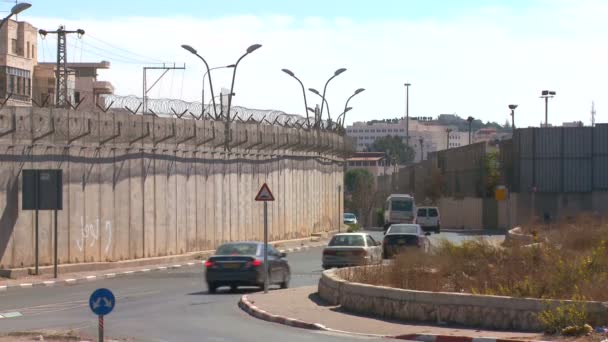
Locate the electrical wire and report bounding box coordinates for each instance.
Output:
[85,33,165,64]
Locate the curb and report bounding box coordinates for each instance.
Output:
[0,241,327,293]
[238,295,326,331]
[238,295,547,342]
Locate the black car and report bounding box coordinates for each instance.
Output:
[205,242,291,293]
[382,224,431,259]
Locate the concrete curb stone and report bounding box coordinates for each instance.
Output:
[238,295,550,342]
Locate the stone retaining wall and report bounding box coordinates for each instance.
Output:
[318,267,608,332]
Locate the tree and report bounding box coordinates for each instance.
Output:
[344,169,377,226]
[504,119,511,129]
[370,135,415,164]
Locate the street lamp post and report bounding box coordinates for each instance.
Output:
[446,128,452,149]
[309,88,331,127]
[404,83,411,146]
[201,65,235,116]
[320,68,347,122]
[338,88,365,128]
[508,104,518,131]
[0,2,31,30]
[466,116,474,145]
[335,107,352,133]
[540,90,556,127]
[226,44,262,122]
[181,44,219,118]
[282,69,311,128]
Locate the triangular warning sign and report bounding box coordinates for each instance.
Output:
[255,183,275,201]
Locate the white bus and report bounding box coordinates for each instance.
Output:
[383,194,416,230]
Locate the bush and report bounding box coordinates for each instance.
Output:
[376,209,385,227]
[538,294,590,334]
[346,223,361,233]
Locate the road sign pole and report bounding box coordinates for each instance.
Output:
[98,315,104,342]
[34,174,39,275]
[263,201,268,294]
[54,209,58,279]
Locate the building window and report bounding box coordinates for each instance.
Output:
[27,42,30,58]
[74,91,81,104]
[9,76,15,94]
[32,45,36,59]
[11,39,18,54]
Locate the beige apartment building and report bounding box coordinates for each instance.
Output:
[1,18,114,110]
[0,18,38,106]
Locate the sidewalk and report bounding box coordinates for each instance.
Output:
[242,286,547,341]
[0,234,332,291]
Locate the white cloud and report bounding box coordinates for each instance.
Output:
[28,0,608,127]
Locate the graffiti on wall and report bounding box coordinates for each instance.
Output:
[76,217,112,254]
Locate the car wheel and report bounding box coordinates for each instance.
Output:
[207,282,217,294]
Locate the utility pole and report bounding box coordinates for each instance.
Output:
[540,90,556,127]
[445,128,452,149]
[142,63,186,114]
[591,101,596,127]
[404,83,411,147]
[39,26,85,108]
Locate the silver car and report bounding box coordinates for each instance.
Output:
[322,233,382,269]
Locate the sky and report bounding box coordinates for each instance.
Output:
[3,0,607,127]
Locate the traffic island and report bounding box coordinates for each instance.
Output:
[239,286,547,341]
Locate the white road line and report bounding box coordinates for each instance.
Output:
[186,262,195,266]
[0,312,22,318]
[141,268,151,272]
[19,283,32,288]
[43,281,55,286]
[65,279,76,284]
[85,276,96,280]
[172,265,182,268]
[123,271,135,274]
[0,286,6,292]
[157,266,167,270]
[105,273,116,278]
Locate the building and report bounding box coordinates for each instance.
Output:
[562,121,584,127]
[34,61,114,110]
[345,118,466,163]
[473,128,512,145]
[346,152,395,177]
[0,18,38,106]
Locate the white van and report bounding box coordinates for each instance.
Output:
[383,194,416,230]
[416,206,441,234]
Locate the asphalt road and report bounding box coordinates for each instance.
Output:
[0,230,504,342]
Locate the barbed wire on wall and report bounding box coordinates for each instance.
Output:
[98,94,314,128]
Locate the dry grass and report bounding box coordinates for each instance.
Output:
[343,215,608,301]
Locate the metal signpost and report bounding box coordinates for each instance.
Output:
[255,183,275,294]
[89,288,115,342]
[22,169,63,277]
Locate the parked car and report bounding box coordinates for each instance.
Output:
[383,224,431,259]
[383,194,416,230]
[322,233,382,269]
[416,206,441,233]
[343,213,358,225]
[205,242,290,293]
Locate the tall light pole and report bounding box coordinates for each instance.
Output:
[335,107,352,133]
[446,128,452,149]
[202,64,235,115]
[466,116,474,145]
[226,44,262,122]
[339,88,365,128]
[509,104,518,131]
[0,2,31,30]
[320,68,347,122]
[540,90,556,127]
[282,68,311,128]
[182,44,219,118]
[404,83,411,146]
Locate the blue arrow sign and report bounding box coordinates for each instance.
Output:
[89,288,115,316]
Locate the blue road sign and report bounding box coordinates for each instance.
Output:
[89,288,115,316]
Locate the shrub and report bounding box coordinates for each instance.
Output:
[376,209,385,227]
[538,295,590,335]
[346,223,361,233]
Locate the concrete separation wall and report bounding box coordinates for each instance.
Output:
[318,267,608,332]
[0,106,348,269]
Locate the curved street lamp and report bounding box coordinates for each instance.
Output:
[335,107,352,133]
[226,44,262,122]
[466,116,475,145]
[508,104,518,131]
[181,44,219,118]
[0,2,32,30]
[339,88,365,127]
[282,68,311,128]
[309,88,330,126]
[320,68,347,121]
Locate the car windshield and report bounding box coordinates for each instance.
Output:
[344,213,356,219]
[417,208,427,216]
[429,208,439,217]
[215,243,258,255]
[391,199,413,211]
[328,235,365,247]
[389,225,419,234]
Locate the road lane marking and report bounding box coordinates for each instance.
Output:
[105,273,116,278]
[19,283,32,288]
[85,276,96,281]
[186,262,195,266]
[157,266,167,270]
[123,271,135,274]
[171,265,182,268]
[0,286,7,292]
[0,312,22,318]
[141,268,151,272]
[43,281,55,286]
[65,279,76,284]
